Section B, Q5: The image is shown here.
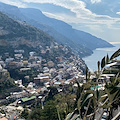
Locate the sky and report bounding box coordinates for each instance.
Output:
[0,0,120,43]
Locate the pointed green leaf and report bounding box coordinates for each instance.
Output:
[106,54,110,64]
[81,94,93,108]
[110,48,120,60]
[97,61,100,72]
[101,56,106,69]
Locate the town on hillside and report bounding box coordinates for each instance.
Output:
[0,47,120,120]
[0,46,86,120]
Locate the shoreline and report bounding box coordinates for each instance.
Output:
[82,44,115,59]
[82,43,120,72]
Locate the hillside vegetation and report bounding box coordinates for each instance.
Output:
[0,11,54,48]
[0,2,113,57]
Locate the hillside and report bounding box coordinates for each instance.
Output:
[0,71,21,99]
[0,11,55,55]
[0,11,87,100]
[19,8,113,50]
[0,11,82,64]
[0,2,92,57]
[0,2,113,57]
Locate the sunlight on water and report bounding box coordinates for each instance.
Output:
[96,47,115,51]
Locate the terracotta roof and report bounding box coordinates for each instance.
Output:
[0,117,8,120]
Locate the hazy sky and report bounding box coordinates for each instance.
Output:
[0,0,120,43]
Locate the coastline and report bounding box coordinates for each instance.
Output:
[82,43,120,72]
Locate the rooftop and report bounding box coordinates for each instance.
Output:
[21,96,36,102]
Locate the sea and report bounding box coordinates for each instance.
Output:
[83,42,120,72]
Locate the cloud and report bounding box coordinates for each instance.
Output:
[1,0,120,27]
[85,24,104,32]
[91,0,101,4]
[43,12,68,21]
[22,0,87,15]
[0,0,26,7]
[22,0,120,25]
[116,11,120,15]
[19,0,120,27]
[0,0,120,42]
[110,42,120,44]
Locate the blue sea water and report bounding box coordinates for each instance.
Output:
[83,43,120,72]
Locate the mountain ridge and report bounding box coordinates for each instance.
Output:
[0,11,81,65]
[0,2,113,57]
[20,8,113,49]
[0,11,55,56]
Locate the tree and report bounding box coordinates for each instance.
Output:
[101,73,120,119]
[28,100,58,120]
[69,48,120,119]
[47,86,58,100]
[21,108,29,119]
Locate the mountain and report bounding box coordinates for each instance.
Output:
[0,2,113,57]
[0,11,80,63]
[20,8,113,50]
[0,11,55,56]
[0,2,92,57]
[0,11,87,98]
